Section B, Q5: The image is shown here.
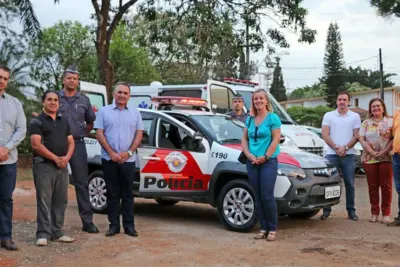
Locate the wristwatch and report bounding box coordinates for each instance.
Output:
[345,146,349,151]
[127,150,133,157]
[265,155,270,161]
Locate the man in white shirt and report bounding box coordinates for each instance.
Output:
[321,91,361,221]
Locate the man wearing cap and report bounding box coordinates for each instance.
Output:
[226,94,249,123]
[57,65,99,233]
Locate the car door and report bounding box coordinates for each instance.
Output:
[137,111,210,197]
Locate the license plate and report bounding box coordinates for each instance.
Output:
[325,185,340,199]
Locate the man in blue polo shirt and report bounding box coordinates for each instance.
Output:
[95,82,144,237]
[321,91,361,221]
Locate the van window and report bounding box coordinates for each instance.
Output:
[128,95,153,109]
[81,91,105,111]
[210,84,235,113]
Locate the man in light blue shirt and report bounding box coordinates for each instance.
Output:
[0,65,26,251]
[94,82,143,237]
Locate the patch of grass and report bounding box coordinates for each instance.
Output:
[17,168,33,181]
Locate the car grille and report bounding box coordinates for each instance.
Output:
[299,147,324,156]
[309,167,338,177]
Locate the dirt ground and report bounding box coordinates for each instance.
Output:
[0,170,399,267]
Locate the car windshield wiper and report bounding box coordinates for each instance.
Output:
[220,138,242,143]
[280,119,293,125]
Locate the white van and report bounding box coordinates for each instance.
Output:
[126,78,325,157]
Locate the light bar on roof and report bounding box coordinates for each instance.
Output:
[223,77,259,86]
[151,96,208,107]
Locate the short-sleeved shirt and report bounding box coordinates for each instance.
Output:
[29,112,71,165]
[58,90,96,139]
[94,104,144,162]
[227,111,249,123]
[245,112,281,158]
[359,117,393,163]
[392,111,400,153]
[322,109,361,155]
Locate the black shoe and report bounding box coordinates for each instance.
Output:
[387,217,400,227]
[1,240,18,251]
[124,227,138,237]
[348,212,359,221]
[106,227,120,237]
[82,223,99,234]
[320,211,331,220]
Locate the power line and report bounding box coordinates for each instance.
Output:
[277,56,378,70]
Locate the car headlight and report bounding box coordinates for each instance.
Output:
[277,164,306,180]
[280,136,299,149]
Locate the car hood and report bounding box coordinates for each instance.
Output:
[281,125,324,148]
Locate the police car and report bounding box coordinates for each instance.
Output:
[84,97,342,232]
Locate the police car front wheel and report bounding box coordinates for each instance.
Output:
[88,170,108,213]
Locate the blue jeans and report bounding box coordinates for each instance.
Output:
[324,154,356,213]
[246,158,278,231]
[0,163,17,240]
[392,154,400,218]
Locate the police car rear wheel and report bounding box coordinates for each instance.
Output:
[217,179,257,232]
[88,170,108,213]
[154,198,179,206]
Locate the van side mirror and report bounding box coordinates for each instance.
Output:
[280,135,285,144]
[193,132,203,141]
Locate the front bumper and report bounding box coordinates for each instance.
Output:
[276,170,342,214]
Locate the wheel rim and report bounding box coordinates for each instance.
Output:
[223,187,255,226]
[89,177,107,210]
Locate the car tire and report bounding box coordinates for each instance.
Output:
[88,170,108,214]
[287,209,320,219]
[154,198,179,206]
[217,179,257,232]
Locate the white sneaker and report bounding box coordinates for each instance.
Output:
[36,238,48,246]
[54,235,75,243]
[382,216,391,224]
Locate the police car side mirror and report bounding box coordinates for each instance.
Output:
[193,132,203,142]
[280,135,285,144]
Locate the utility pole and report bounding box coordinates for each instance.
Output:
[245,11,250,80]
[379,48,384,100]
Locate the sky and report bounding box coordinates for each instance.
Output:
[28,0,400,91]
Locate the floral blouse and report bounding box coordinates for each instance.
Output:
[358,117,393,163]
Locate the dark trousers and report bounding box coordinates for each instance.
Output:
[246,158,278,232]
[0,163,17,241]
[33,163,68,239]
[362,162,393,216]
[392,154,400,218]
[102,159,135,229]
[69,140,93,226]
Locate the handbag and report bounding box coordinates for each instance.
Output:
[238,117,253,164]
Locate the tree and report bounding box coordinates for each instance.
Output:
[322,22,346,108]
[270,58,287,102]
[109,24,161,85]
[342,66,396,89]
[369,0,400,18]
[286,106,333,127]
[28,21,98,95]
[5,0,41,39]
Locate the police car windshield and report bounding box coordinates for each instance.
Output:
[192,115,244,143]
[236,90,295,125]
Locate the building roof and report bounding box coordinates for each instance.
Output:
[350,107,369,119]
[280,86,400,105]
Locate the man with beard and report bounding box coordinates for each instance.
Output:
[94,82,143,237]
[226,94,249,123]
[57,65,98,233]
[321,91,361,221]
[0,65,26,251]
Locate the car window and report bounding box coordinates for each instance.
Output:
[140,113,156,146]
[157,119,192,150]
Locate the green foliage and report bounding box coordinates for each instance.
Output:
[289,83,325,100]
[28,21,98,95]
[342,66,396,89]
[287,106,334,127]
[322,22,346,108]
[110,24,161,84]
[369,0,400,18]
[270,58,287,102]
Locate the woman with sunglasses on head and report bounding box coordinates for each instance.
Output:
[241,89,282,241]
[358,98,393,224]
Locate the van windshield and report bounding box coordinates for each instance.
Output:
[236,90,295,125]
